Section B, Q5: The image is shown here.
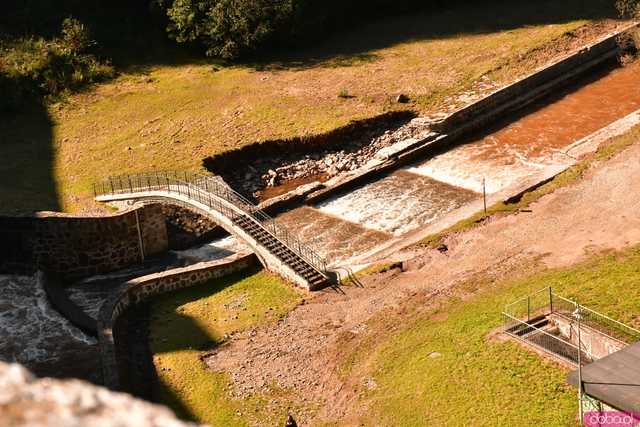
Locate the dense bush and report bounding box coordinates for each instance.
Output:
[616,0,640,16]
[164,0,295,58]
[0,18,114,111]
[161,0,443,59]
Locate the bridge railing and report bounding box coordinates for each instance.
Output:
[93,171,329,275]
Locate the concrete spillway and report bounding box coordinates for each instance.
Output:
[267,61,640,264]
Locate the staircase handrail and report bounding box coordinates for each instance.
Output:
[93,171,328,275]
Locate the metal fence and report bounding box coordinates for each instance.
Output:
[93,171,329,275]
[503,287,640,346]
[503,312,584,364]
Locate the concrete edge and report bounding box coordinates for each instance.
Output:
[39,271,98,336]
[96,252,258,391]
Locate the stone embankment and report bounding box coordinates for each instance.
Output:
[203,111,416,198]
[97,253,257,390]
[0,204,168,279]
[256,117,435,194]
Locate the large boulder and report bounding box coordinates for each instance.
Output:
[0,362,201,427]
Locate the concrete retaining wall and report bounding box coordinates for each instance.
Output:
[550,314,626,360]
[0,204,168,279]
[97,253,257,390]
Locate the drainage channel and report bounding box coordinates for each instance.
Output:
[265,61,640,265]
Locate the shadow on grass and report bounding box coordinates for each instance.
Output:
[245,0,616,71]
[0,77,60,214]
[128,265,265,423]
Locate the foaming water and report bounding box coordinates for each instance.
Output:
[405,143,571,194]
[316,171,477,236]
[172,235,251,263]
[276,207,391,264]
[0,275,98,380]
[408,63,640,193]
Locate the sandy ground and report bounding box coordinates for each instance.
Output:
[205,133,640,424]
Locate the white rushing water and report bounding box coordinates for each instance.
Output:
[405,139,572,194]
[172,235,252,262]
[316,171,478,236]
[0,275,95,366]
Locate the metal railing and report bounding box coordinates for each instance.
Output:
[503,287,640,346]
[503,312,584,365]
[93,171,329,275]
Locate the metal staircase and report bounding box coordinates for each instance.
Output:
[232,215,329,289]
[93,171,333,290]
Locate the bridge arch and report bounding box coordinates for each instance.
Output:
[94,172,333,290]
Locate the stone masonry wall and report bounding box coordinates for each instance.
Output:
[97,253,257,390]
[0,204,168,279]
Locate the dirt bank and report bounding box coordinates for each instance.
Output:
[205,129,640,425]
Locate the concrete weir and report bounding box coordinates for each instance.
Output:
[254,23,640,269]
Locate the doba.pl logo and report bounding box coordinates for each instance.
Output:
[584,411,640,427]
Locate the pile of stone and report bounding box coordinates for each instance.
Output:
[234,117,436,198]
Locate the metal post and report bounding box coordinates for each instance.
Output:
[549,287,553,315]
[134,209,145,263]
[527,296,531,322]
[483,177,487,215]
[577,301,584,426]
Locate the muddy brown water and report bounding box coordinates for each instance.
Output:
[274,62,640,264]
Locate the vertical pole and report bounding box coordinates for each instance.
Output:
[577,301,584,426]
[549,287,553,315]
[134,209,145,263]
[527,296,531,322]
[483,177,487,215]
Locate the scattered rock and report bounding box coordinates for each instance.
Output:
[428,352,442,358]
[396,94,410,103]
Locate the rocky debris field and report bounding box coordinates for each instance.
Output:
[225,116,436,199]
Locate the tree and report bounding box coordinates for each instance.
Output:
[164,0,294,59]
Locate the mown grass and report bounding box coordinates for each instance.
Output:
[0,0,616,213]
[148,266,303,426]
[344,246,640,426]
[418,124,640,249]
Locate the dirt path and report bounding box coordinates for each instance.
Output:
[205,134,640,425]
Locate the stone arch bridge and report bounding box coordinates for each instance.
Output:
[93,172,334,290]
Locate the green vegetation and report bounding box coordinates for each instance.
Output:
[343,245,640,426]
[616,0,640,16]
[418,124,640,249]
[0,18,114,111]
[1,0,616,213]
[148,266,303,426]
